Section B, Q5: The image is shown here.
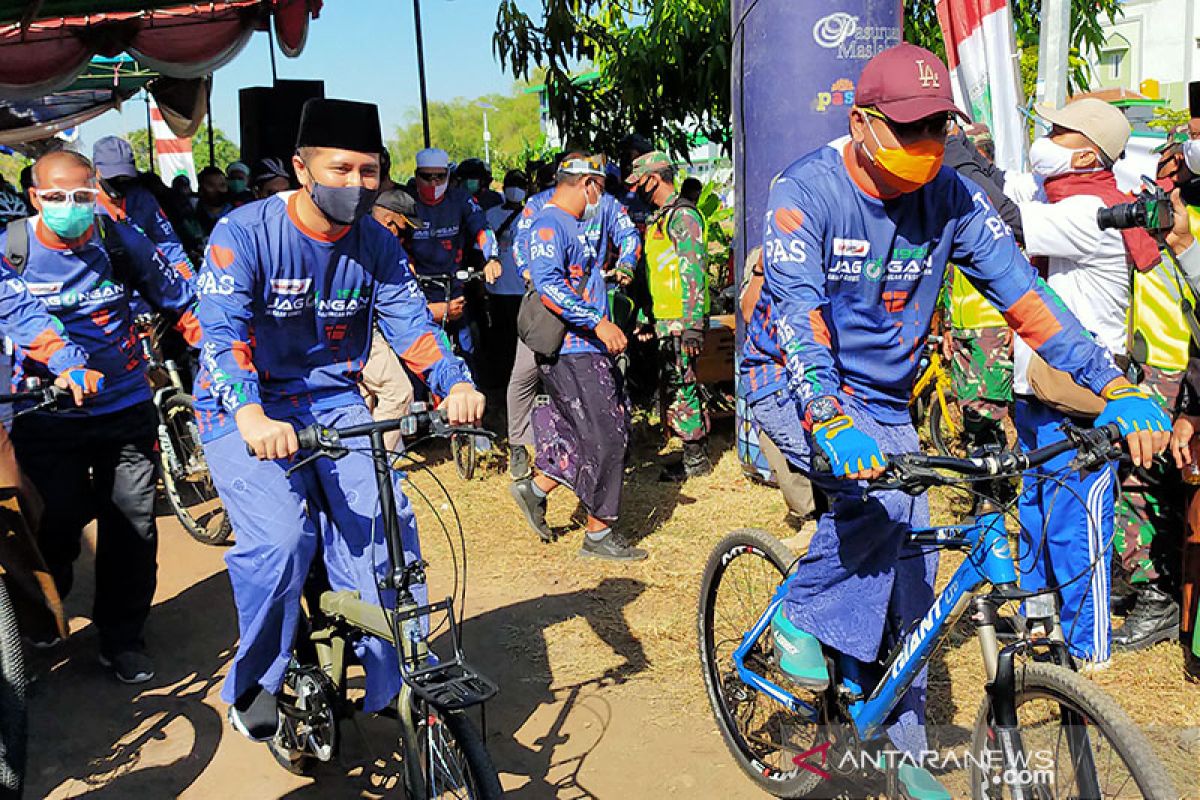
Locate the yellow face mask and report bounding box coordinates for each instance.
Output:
[863,113,945,193]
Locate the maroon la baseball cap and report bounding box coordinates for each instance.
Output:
[855,43,968,124]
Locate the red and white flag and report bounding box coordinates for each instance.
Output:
[936,0,1027,171]
[149,97,197,189]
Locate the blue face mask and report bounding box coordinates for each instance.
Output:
[41,201,95,239]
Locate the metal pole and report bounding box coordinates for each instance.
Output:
[482,109,490,164]
[1037,0,1072,111]
[267,18,279,84]
[206,76,215,166]
[412,0,432,148]
[144,91,156,175]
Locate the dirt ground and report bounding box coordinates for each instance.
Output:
[24,424,1200,799]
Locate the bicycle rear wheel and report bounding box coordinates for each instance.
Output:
[969,661,1177,799]
[404,700,501,800]
[160,393,232,545]
[0,577,26,798]
[697,528,825,798]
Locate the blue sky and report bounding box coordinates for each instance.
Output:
[81,0,542,156]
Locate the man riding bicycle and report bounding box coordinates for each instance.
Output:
[741,44,1178,796]
[193,99,484,742]
[406,147,501,362]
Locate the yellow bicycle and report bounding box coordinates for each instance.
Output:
[909,335,969,457]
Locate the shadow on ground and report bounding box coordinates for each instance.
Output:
[274,576,649,799]
[26,569,236,798]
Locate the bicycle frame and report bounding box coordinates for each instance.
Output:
[732,508,1025,742]
[908,345,962,440]
[289,424,496,712]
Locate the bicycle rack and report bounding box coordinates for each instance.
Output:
[393,597,498,712]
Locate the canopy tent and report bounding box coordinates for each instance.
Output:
[0,1,321,149]
[0,54,151,148]
[0,0,321,100]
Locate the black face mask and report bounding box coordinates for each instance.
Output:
[1180,177,1200,208]
[635,177,657,208]
[307,179,379,226]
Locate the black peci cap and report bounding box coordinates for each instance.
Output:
[1190,81,1200,120]
[374,189,428,228]
[295,98,384,154]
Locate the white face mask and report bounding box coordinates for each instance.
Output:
[580,184,601,221]
[504,186,526,204]
[1028,136,1099,178]
[1183,139,1200,175]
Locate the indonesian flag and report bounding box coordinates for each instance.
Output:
[149,97,197,189]
[936,0,1027,172]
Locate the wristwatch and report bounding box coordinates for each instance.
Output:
[804,395,843,430]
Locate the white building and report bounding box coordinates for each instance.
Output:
[1088,0,1199,109]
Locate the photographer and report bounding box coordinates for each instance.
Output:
[1109,127,1200,653]
[1012,99,1168,666]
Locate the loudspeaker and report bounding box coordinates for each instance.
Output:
[238,80,325,167]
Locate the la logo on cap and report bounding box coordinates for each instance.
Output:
[916,59,940,89]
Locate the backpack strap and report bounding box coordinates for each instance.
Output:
[495,206,523,241]
[96,215,136,288]
[4,217,29,275]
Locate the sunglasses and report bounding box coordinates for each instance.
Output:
[862,107,952,139]
[35,187,99,205]
[416,171,448,183]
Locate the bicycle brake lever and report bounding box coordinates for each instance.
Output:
[284,446,350,477]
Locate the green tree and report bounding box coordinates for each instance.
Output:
[386,85,545,178]
[128,126,240,174]
[495,0,1124,159]
[0,153,30,188]
[495,0,729,160]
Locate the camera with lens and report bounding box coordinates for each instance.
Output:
[1096,178,1174,233]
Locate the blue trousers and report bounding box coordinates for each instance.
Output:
[1015,397,1114,662]
[749,389,935,755]
[208,401,424,712]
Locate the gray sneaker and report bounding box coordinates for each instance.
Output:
[580,533,648,561]
[99,649,155,684]
[509,478,553,542]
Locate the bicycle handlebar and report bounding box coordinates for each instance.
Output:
[415,269,484,288]
[0,383,71,412]
[244,404,495,457]
[866,422,1122,496]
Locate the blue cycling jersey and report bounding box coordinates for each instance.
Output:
[513,190,640,277]
[741,138,1121,424]
[192,192,471,441]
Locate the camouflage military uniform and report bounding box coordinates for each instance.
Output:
[1114,364,1185,586]
[945,265,1013,448]
[652,197,709,443]
[949,326,1013,422]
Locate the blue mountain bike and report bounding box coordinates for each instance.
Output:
[698,423,1177,798]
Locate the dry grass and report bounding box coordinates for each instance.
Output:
[404,420,1200,794]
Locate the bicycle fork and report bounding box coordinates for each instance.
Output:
[974,596,1101,799]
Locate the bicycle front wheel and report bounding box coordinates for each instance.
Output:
[928,394,968,458]
[451,433,476,481]
[969,661,1177,799]
[160,393,232,545]
[698,528,825,798]
[405,702,501,800]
